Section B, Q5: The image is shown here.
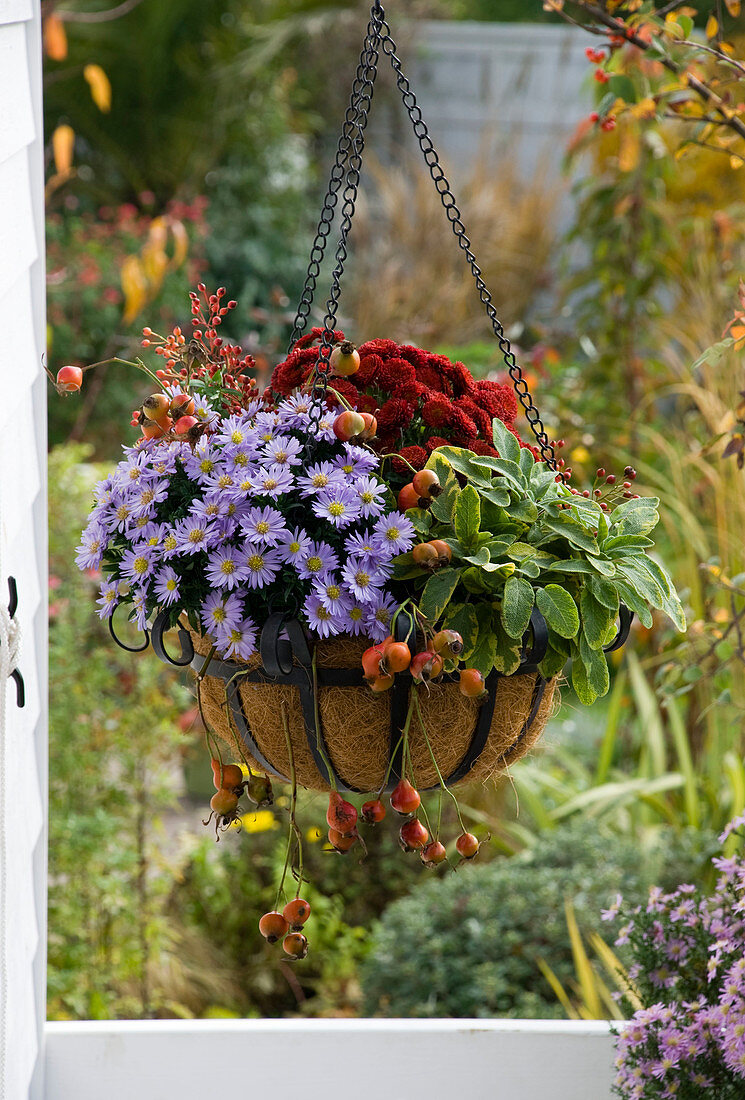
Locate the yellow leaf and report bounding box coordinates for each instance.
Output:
[720,41,735,55]
[618,125,641,173]
[725,0,741,15]
[52,125,75,175]
[83,64,112,113]
[630,96,657,120]
[146,216,168,251]
[142,246,168,291]
[706,13,719,38]
[44,15,67,61]
[169,219,189,269]
[730,155,744,170]
[120,255,148,324]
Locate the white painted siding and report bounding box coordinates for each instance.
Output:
[0,3,47,1100]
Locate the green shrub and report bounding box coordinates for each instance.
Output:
[361,823,715,1019]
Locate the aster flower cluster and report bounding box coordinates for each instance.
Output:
[269,327,530,479]
[607,816,745,1099]
[76,391,415,662]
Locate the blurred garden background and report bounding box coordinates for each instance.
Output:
[45,0,745,1022]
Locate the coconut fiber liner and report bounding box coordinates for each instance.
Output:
[192,631,557,793]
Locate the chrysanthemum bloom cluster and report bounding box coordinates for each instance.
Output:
[269,328,528,475]
[77,390,414,660]
[607,816,745,1099]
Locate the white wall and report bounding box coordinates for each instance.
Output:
[0,2,48,1099]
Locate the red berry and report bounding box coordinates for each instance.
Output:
[382,641,411,674]
[410,650,443,683]
[333,410,365,442]
[412,469,442,500]
[399,818,429,852]
[594,68,609,83]
[429,540,452,565]
[605,474,616,484]
[412,542,439,568]
[326,791,358,835]
[397,483,421,511]
[283,932,308,959]
[282,898,311,930]
[210,788,239,816]
[361,799,386,824]
[169,392,195,418]
[390,778,421,816]
[459,668,487,698]
[361,643,386,679]
[329,341,361,377]
[432,629,464,657]
[421,840,448,867]
[601,117,616,132]
[359,412,377,440]
[56,365,83,392]
[455,832,480,860]
[369,674,394,692]
[259,911,288,943]
[328,826,358,852]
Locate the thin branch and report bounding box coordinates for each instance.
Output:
[54,0,145,23]
[565,1,745,142]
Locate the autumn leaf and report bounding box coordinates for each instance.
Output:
[52,125,75,175]
[169,220,189,268]
[705,14,719,38]
[83,65,112,113]
[724,0,741,16]
[43,15,67,61]
[618,124,641,172]
[121,256,148,324]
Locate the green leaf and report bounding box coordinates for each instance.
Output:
[580,588,614,651]
[419,568,461,622]
[536,584,580,639]
[506,498,539,524]
[479,486,511,508]
[546,560,598,576]
[539,640,569,679]
[580,634,610,697]
[501,575,535,639]
[444,602,479,659]
[542,513,600,555]
[454,484,481,547]
[518,446,535,476]
[493,627,522,675]
[492,418,522,464]
[588,557,617,577]
[472,455,526,491]
[469,605,498,676]
[635,558,686,632]
[609,497,660,537]
[408,507,432,537]
[587,576,620,613]
[608,73,636,104]
[461,567,489,594]
[432,446,492,486]
[463,548,491,567]
[612,580,654,629]
[602,534,654,553]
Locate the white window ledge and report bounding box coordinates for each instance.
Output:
[44,1018,616,1099]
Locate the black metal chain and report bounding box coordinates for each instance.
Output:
[287,12,382,355]
[297,1,556,469]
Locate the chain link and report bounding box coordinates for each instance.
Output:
[296,1,556,469]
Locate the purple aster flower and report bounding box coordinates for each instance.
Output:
[243,546,282,589]
[341,556,386,604]
[296,461,345,498]
[364,591,398,641]
[337,598,369,636]
[276,393,313,427]
[240,505,287,546]
[109,495,136,533]
[263,434,303,468]
[295,541,339,581]
[312,485,362,529]
[191,492,233,524]
[182,443,222,484]
[344,530,380,568]
[206,545,250,590]
[315,413,337,442]
[277,527,312,566]
[304,593,343,639]
[174,515,218,555]
[216,618,258,661]
[204,468,240,495]
[75,524,108,571]
[131,479,168,516]
[372,511,416,555]
[154,566,180,606]
[354,475,388,518]
[96,580,120,619]
[161,529,180,559]
[201,591,245,636]
[214,413,255,448]
[333,443,378,477]
[131,586,149,631]
[252,464,294,498]
[314,576,353,616]
[254,411,280,443]
[119,544,156,585]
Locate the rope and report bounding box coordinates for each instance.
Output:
[0,578,21,1100]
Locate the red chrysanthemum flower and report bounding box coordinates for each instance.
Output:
[448,406,478,445]
[394,379,431,404]
[448,360,474,396]
[422,395,453,428]
[358,338,399,359]
[376,357,416,392]
[355,354,384,387]
[470,439,498,457]
[294,326,345,350]
[455,396,491,437]
[471,379,518,425]
[415,364,450,394]
[391,445,428,474]
[376,397,415,433]
[269,358,306,396]
[425,435,449,453]
[398,344,430,371]
[356,392,379,414]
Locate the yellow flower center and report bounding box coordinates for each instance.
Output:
[104,590,116,603]
[90,539,100,551]
[361,491,374,503]
[227,503,236,516]
[229,628,243,643]
[327,585,340,600]
[164,534,177,551]
[317,606,332,620]
[116,505,129,520]
[307,555,322,573]
[247,554,264,571]
[375,608,391,624]
[230,430,243,443]
[256,521,270,535]
[233,452,248,467]
[289,541,300,554]
[166,578,177,591]
[261,432,272,442]
[128,468,141,480]
[213,607,226,623]
[385,527,399,541]
[206,503,220,515]
[312,473,329,488]
[135,516,148,528]
[188,527,205,543]
[355,571,370,587]
[140,489,154,503]
[264,478,277,491]
[133,557,148,575]
[342,464,353,474]
[218,475,233,488]
[349,607,363,621]
[274,450,288,463]
[328,502,345,517]
[240,479,252,492]
[199,459,214,473]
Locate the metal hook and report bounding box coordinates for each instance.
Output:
[6,576,24,707]
[108,603,150,654]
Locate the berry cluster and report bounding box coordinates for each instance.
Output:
[269,329,530,477]
[258,900,311,960]
[567,464,639,513]
[203,757,273,838]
